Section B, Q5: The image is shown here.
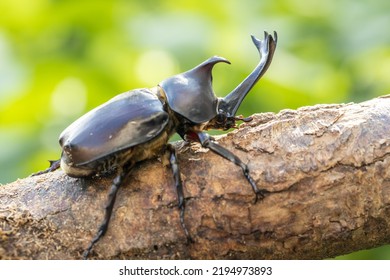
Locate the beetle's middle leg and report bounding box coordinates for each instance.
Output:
[196,132,269,203]
[165,144,193,243]
[83,162,134,259]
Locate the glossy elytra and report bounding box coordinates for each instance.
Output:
[33,31,277,259]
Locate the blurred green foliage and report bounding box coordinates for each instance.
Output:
[1,0,390,259]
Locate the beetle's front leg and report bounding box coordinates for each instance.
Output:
[165,144,192,243]
[196,132,269,203]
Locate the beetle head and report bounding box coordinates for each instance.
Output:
[204,113,253,131]
[160,31,277,131]
[159,56,230,124]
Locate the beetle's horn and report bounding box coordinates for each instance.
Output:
[218,31,277,116]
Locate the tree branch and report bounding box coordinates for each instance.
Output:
[2,95,390,259]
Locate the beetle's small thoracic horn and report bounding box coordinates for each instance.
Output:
[159,56,230,123]
[218,31,278,117]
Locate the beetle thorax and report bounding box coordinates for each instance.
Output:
[158,56,231,124]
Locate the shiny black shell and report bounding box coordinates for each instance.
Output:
[159,56,230,124]
[59,88,169,166]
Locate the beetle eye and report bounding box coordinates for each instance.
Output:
[216,113,227,124]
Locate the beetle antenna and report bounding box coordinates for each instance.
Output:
[234,115,253,122]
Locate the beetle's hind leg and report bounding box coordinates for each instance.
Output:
[165,144,193,243]
[30,159,61,176]
[196,132,269,203]
[83,162,134,259]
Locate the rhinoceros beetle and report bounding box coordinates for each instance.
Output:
[33,31,277,258]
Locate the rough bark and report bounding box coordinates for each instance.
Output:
[2,95,390,260]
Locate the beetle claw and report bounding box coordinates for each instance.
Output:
[30,159,61,176]
[186,235,195,245]
[245,171,269,204]
[253,189,270,204]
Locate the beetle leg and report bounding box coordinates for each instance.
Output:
[30,159,61,176]
[166,144,193,243]
[196,132,269,203]
[83,162,134,259]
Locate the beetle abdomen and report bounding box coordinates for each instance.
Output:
[59,88,171,176]
[61,120,175,178]
[59,88,169,165]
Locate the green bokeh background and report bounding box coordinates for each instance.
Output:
[1,0,390,259]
